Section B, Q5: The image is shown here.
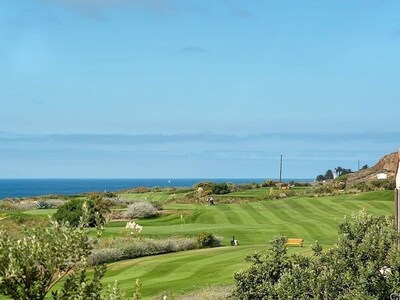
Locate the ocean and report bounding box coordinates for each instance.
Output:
[0,178,312,200]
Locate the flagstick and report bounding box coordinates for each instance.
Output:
[181,214,183,231]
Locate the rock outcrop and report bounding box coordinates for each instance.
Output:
[345,152,398,187]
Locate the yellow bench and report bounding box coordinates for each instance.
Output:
[285,238,304,247]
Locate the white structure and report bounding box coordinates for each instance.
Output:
[377,173,388,180]
[396,153,400,189]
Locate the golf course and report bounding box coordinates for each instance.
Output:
[101,190,393,298]
[1,187,393,299]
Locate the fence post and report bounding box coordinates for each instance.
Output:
[396,189,399,232]
[394,188,400,233]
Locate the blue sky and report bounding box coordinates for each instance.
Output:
[0,0,399,178]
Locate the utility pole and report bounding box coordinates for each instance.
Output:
[279,154,283,183]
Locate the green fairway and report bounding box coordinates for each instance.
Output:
[103,245,310,299]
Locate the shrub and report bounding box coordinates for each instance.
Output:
[196,232,222,248]
[54,199,99,227]
[0,218,124,300]
[261,180,277,187]
[88,248,124,265]
[124,202,158,219]
[233,211,400,300]
[150,200,163,210]
[0,200,42,211]
[370,179,396,190]
[39,199,65,208]
[212,183,230,195]
[313,184,334,194]
[37,201,53,209]
[89,237,198,265]
[54,196,112,227]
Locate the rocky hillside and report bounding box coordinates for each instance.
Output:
[345,152,398,187]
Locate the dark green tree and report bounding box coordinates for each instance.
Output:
[54,197,110,227]
[324,169,334,180]
[212,183,230,194]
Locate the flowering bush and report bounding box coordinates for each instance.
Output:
[89,237,198,265]
[124,201,158,219]
[125,221,143,236]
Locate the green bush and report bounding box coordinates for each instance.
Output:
[212,183,230,195]
[0,219,126,300]
[233,211,400,300]
[313,184,334,194]
[196,232,222,248]
[354,182,371,192]
[53,199,102,227]
[150,200,163,210]
[261,180,277,187]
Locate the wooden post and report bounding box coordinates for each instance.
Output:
[396,189,400,232]
[279,155,283,183]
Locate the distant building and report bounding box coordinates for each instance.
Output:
[377,173,388,180]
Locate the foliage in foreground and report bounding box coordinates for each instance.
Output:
[233,211,400,300]
[0,208,133,300]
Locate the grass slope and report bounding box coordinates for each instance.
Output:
[0,191,393,300]
[102,191,393,299]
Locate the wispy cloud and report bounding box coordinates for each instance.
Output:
[0,131,396,178]
[0,131,398,146]
[180,46,207,54]
[37,0,177,16]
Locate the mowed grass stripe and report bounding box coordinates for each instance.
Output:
[214,205,247,225]
[238,203,269,224]
[104,246,261,299]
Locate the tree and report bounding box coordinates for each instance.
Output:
[233,211,400,299]
[54,197,111,227]
[212,183,230,194]
[362,164,369,170]
[0,210,129,300]
[324,169,334,180]
[316,174,325,182]
[335,166,343,177]
[335,167,352,177]
[0,219,91,300]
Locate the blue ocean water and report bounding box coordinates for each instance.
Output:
[0,178,312,200]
